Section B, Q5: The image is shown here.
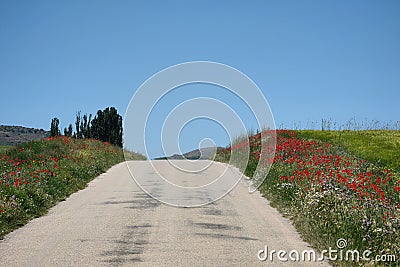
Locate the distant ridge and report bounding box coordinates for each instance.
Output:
[0,125,49,146]
[154,147,220,160]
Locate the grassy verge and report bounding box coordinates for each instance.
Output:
[124,150,147,161]
[0,136,129,239]
[216,130,399,266]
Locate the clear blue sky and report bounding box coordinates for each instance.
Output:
[1,1,399,157]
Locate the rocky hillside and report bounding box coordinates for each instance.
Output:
[154,147,219,160]
[0,125,49,146]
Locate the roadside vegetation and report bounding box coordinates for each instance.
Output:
[0,135,144,239]
[124,149,147,161]
[50,106,124,147]
[0,106,148,239]
[216,129,399,266]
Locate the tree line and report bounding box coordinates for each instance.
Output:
[50,107,123,147]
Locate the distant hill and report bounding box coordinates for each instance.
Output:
[154,147,220,160]
[0,125,49,146]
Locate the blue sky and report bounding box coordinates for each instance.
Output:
[0,1,399,157]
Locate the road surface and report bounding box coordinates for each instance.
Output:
[0,161,330,266]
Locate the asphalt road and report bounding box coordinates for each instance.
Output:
[0,161,331,266]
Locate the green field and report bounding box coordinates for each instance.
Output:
[296,130,400,172]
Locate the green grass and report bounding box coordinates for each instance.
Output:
[0,145,12,154]
[296,130,400,172]
[0,136,144,239]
